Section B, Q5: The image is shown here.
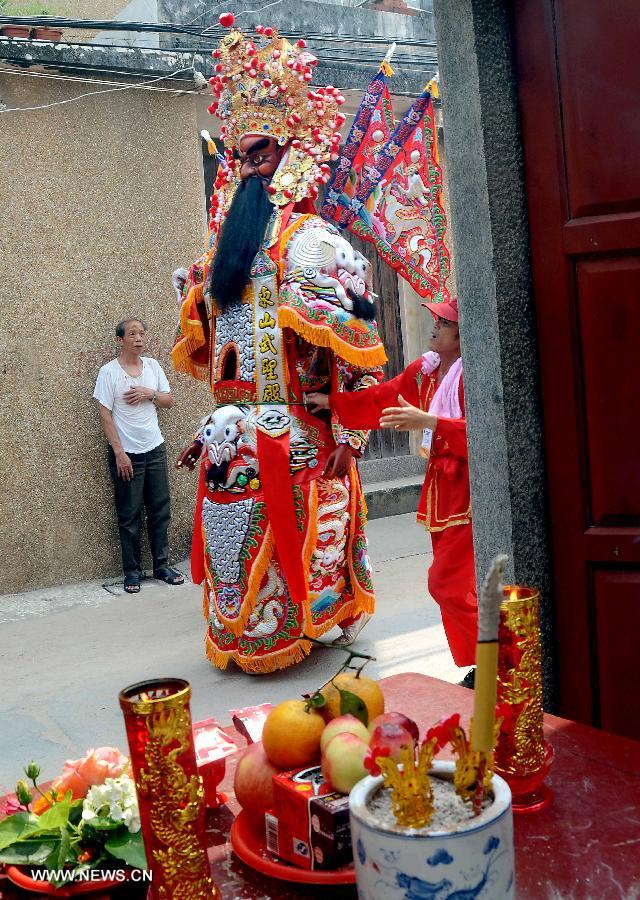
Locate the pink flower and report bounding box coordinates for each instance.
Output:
[1,795,23,817]
[53,747,129,800]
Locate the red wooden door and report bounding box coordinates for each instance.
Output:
[513,0,640,737]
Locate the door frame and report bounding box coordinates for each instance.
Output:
[512,0,594,724]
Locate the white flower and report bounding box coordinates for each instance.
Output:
[122,807,141,834]
[81,775,140,834]
[109,803,124,821]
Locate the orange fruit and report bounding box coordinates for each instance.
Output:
[262,700,325,768]
[320,673,385,725]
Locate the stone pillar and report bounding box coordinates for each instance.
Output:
[432,0,557,705]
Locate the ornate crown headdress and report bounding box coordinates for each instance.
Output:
[207,15,347,206]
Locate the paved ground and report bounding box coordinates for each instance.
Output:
[0,512,468,793]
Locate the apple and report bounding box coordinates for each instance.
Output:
[320,715,370,753]
[321,732,368,794]
[368,711,420,743]
[233,742,280,816]
[368,723,414,762]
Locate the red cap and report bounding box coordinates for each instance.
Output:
[422,295,459,322]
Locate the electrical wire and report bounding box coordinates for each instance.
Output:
[184,1,233,28]
[194,28,436,47]
[0,66,204,94]
[76,43,437,68]
[0,13,438,73]
[11,42,437,73]
[0,14,437,48]
[0,65,194,113]
[0,67,423,117]
[0,14,437,101]
[200,0,286,31]
[0,65,425,122]
[0,54,205,82]
[0,42,437,79]
[0,42,437,97]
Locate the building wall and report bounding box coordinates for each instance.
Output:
[0,74,211,594]
[432,0,556,706]
[87,0,161,48]
[159,0,435,42]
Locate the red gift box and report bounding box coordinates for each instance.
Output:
[265,766,352,870]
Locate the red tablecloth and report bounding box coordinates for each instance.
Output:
[2,673,639,899]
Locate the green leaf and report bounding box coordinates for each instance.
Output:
[56,826,72,869]
[68,800,84,827]
[105,830,147,870]
[0,837,59,865]
[43,842,62,871]
[0,792,75,858]
[307,692,326,709]
[338,688,369,726]
[85,817,123,832]
[0,812,40,850]
[35,792,72,831]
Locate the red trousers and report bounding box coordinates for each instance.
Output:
[428,523,478,667]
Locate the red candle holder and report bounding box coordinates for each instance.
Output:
[495,587,553,813]
[119,678,221,898]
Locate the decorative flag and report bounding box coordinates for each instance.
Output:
[321,71,394,229]
[351,90,451,300]
[323,68,451,301]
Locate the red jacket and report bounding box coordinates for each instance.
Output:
[331,357,471,532]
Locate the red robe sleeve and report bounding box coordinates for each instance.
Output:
[331,358,424,430]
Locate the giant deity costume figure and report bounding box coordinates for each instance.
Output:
[172,19,387,674]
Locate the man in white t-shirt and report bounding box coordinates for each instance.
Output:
[94,317,184,593]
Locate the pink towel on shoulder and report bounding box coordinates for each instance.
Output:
[420,352,463,418]
[420,352,463,449]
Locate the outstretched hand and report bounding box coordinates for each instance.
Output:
[305,391,330,413]
[175,439,203,471]
[323,444,354,479]
[380,394,437,431]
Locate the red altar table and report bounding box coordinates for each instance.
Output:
[2,674,639,899]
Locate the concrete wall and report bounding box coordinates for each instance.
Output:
[432,0,556,706]
[89,0,160,48]
[159,0,435,43]
[0,74,212,594]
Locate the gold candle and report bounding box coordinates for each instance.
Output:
[495,587,553,812]
[470,554,508,814]
[119,678,220,899]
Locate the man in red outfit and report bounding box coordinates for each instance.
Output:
[307,296,477,680]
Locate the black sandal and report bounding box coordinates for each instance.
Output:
[124,575,140,594]
[153,566,185,586]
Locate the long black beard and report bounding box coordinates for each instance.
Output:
[209,176,274,311]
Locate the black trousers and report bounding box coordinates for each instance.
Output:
[108,443,171,579]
